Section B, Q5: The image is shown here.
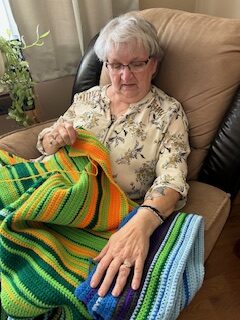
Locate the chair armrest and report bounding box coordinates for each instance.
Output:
[0,120,55,159]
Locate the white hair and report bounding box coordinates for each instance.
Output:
[94,12,163,62]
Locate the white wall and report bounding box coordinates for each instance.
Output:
[34,76,74,122]
[195,0,240,18]
[139,0,196,12]
[112,0,139,15]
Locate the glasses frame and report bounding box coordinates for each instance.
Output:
[105,58,151,74]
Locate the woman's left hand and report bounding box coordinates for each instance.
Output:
[90,212,157,297]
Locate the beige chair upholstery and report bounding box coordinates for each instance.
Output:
[0,120,54,159]
[0,8,239,272]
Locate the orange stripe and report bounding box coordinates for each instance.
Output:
[39,189,67,222]
[107,183,122,229]
[58,150,80,182]
[2,226,87,284]
[70,140,112,173]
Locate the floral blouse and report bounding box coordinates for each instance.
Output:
[37,85,190,209]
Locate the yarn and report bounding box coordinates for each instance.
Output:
[0,128,204,320]
[0,128,135,319]
[75,211,204,320]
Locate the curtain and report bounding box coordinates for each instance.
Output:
[8,0,139,83]
[0,0,20,39]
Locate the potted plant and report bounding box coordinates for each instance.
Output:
[0,26,49,126]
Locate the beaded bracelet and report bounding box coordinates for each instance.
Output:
[139,205,166,223]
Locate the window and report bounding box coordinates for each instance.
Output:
[0,0,20,39]
[0,1,21,111]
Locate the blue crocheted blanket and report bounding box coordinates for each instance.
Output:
[75,208,204,320]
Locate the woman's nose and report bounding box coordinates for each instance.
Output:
[120,65,133,80]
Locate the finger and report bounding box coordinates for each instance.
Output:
[111,263,132,297]
[57,126,72,145]
[97,259,122,297]
[54,135,66,147]
[131,258,144,291]
[50,125,66,146]
[64,123,77,145]
[90,253,113,289]
[94,244,109,262]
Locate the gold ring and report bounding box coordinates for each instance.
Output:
[122,260,132,268]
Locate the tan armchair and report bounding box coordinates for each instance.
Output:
[0,8,239,318]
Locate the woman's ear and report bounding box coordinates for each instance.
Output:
[153,58,158,72]
[151,58,159,79]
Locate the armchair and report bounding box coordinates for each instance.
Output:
[0,8,239,318]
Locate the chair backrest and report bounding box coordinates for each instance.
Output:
[72,8,240,197]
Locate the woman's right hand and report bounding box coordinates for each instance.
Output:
[42,122,77,155]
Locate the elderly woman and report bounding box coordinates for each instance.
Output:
[37,13,190,299]
[0,12,191,320]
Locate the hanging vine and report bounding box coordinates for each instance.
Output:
[0,26,50,126]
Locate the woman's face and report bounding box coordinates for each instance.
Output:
[106,41,158,103]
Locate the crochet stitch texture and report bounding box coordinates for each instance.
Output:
[0,128,204,319]
[0,129,136,319]
[75,210,204,320]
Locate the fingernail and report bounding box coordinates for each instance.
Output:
[90,280,95,288]
[132,284,138,290]
[98,290,104,297]
[112,290,120,297]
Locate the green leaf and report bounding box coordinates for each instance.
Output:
[1,25,50,126]
[39,30,50,39]
[10,40,21,47]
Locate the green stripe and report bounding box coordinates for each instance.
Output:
[0,235,86,318]
[0,129,133,319]
[88,168,103,229]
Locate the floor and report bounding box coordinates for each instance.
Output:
[178,193,240,320]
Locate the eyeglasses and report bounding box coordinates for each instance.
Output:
[105,58,151,74]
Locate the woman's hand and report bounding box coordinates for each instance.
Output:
[90,210,160,297]
[42,122,77,155]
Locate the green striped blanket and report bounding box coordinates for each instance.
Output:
[0,128,136,319]
[0,128,204,319]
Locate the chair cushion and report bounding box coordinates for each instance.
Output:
[183,180,231,260]
[100,8,240,180]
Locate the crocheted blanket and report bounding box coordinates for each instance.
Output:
[75,209,204,320]
[0,128,204,320]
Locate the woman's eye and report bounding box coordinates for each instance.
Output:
[112,63,122,69]
[131,62,143,67]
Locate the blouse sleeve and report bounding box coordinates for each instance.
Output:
[144,105,190,210]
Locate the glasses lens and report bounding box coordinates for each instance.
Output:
[129,61,147,72]
[110,63,122,71]
[106,58,149,74]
